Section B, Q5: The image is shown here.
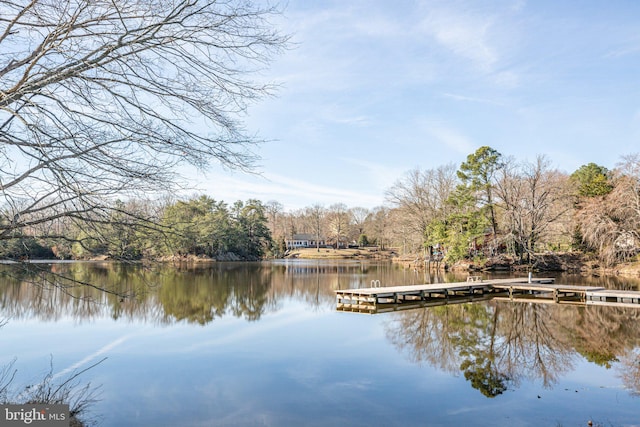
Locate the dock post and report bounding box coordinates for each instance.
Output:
[528,272,532,283]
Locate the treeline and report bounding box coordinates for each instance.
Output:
[263,148,640,267]
[0,197,273,261]
[3,147,640,266]
[381,147,640,267]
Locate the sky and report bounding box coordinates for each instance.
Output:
[189,0,640,211]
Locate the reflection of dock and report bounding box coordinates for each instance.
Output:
[335,277,640,314]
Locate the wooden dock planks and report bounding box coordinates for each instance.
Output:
[336,277,640,313]
[586,289,640,308]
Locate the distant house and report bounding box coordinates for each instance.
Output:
[286,233,326,250]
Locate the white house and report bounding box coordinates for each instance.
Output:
[285,233,326,250]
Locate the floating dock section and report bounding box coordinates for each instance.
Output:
[335,277,640,314]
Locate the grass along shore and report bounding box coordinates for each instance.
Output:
[284,247,395,260]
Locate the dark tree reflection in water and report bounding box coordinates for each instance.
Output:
[386,300,640,397]
[2,261,640,409]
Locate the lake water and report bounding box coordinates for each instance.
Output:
[1,260,639,426]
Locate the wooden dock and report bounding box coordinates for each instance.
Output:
[587,289,640,308]
[335,277,640,314]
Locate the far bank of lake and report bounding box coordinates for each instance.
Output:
[285,247,640,277]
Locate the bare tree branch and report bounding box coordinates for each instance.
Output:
[0,0,287,255]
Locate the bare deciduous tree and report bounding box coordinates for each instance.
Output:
[385,163,458,252]
[348,206,369,243]
[264,200,284,241]
[496,155,570,263]
[0,0,286,243]
[304,204,325,252]
[369,205,391,250]
[326,203,349,248]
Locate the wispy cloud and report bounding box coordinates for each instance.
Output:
[442,92,505,106]
[417,1,522,87]
[423,122,475,155]
[273,2,437,95]
[329,115,371,126]
[340,157,406,190]
[187,169,384,210]
[604,39,640,58]
[420,6,498,71]
[260,172,384,207]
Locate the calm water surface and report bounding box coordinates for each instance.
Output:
[1,260,639,426]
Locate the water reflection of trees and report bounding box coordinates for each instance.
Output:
[386,301,640,397]
[0,263,280,324]
[619,348,640,395]
[0,261,416,324]
[157,264,277,324]
[3,262,640,396]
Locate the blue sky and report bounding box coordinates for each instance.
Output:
[190,0,640,211]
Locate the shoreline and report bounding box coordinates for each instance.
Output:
[5,251,640,278]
